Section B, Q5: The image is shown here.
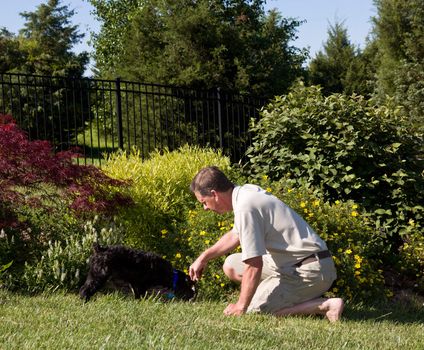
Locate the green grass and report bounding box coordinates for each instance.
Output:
[1,291,423,349]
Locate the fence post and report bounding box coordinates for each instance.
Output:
[216,87,223,149]
[115,77,124,150]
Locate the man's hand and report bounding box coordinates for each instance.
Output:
[223,302,247,316]
[189,257,206,281]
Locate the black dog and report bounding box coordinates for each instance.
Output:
[79,243,195,302]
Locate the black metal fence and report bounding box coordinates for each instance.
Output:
[0,72,266,164]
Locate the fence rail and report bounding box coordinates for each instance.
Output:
[0,72,266,164]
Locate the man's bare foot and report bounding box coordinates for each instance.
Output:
[320,298,344,322]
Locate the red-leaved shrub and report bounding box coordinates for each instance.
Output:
[0,114,132,229]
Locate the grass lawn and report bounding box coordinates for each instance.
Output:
[0,290,423,349]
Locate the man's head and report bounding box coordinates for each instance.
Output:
[190,166,234,214]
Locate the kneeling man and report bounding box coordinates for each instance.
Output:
[189,166,343,322]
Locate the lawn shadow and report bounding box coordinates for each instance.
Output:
[343,293,424,324]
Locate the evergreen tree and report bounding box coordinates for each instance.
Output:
[19,0,88,76]
[308,21,359,95]
[89,0,307,96]
[0,28,26,73]
[372,0,424,131]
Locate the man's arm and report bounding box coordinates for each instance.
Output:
[189,229,240,281]
[224,255,263,316]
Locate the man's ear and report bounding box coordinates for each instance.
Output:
[210,189,218,199]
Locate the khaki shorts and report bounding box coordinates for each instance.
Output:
[224,253,337,314]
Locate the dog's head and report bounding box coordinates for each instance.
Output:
[173,269,196,301]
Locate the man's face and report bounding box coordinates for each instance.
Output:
[194,190,225,214]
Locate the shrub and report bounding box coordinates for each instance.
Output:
[398,222,424,293]
[265,178,388,301]
[167,171,387,302]
[244,83,424,252]
[0,113,131,229]
[175,207,238,301]
[0,114,131,291]
[102,145,232,252]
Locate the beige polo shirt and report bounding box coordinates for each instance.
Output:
[232,184,328,270]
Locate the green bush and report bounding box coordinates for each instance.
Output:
[243,83,424,294]
[398,223,424,293]
[244,83,424,252]
[102,145,232,253]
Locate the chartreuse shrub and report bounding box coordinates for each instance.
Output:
[244,83,424,290]
[102,145,232,254]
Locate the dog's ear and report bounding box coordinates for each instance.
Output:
[92,242,101,253]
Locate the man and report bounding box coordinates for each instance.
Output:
[189,166,344,321]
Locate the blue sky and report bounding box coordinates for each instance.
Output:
[1,0,376,72]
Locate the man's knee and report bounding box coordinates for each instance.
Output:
[223,262,242,283]
[223,253,244,282]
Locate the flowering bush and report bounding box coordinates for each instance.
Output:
[264,177,389,301]
[158,173,389,302]
[174,208,238,300]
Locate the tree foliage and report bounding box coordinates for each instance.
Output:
[0,0,88,76]
[89,0,307,95]
[18,0,88,76]
[308,21,374,96]
[372,0,424,131]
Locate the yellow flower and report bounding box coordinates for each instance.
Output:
[204,239,210,245]
[352,204,358,209]
[300,201,307,208]
[287,188,293,193]
[175,253,182,259]
[355,270,361,276]
[354,254,363,263]
[215,274,221,279]
[408,219,415,226]
[161,229,168,235]
[220,283,225,288]
[266,187,272,193]
[355,263,361,269]
[308,212,314,217]
[262,175,268,180]
[199,230,206,236]
[345,249,352,255]
[313,200,320,207]
[335,200,340,205]
[351,211,358,217]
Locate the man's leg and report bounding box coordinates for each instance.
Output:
[223,254,243,283]
[274,297,344,322]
